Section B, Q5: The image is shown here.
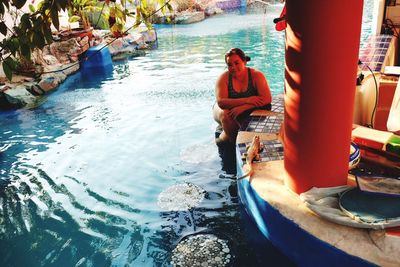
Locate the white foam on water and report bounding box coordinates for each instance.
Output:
[171,234,231,267]
[158,183,205,211]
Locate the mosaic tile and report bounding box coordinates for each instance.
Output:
[240,114,283,133]
[271,97,284,113]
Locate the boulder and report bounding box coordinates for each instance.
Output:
[141,29,157,43]
[105,31,156,59]
[153,13,176,24]
[106,36,138,56]
[38,73,65,93]
[48,37,91,64]
[61,63,80,77]
[205,6,223,16]
[247,0,270,12]
[3,85,38,108]
[175,11,205,24]
[79,36,89,49]
[215,0,241,10]
[42,55,59,65]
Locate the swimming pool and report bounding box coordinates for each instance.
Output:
[0,2,373,266]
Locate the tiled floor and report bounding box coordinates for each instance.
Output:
[239,97,284,132]
[271,96,284,113]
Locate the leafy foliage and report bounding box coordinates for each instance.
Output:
[67,0,102,29]
[136,0,172,29]
[0,0,69,80]
[0,0,168,81]
[107,0,133,37]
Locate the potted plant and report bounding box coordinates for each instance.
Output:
[57,0,101,40]
[67,0,101,30]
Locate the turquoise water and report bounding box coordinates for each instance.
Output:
[0,2,373,267]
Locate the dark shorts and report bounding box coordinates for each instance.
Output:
[236,103,272,122]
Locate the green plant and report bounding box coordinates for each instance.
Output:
[0,0,171,81]
[67,0,101,29]
[136,0,172,29]
[106,0,133,37]
[0,0,69,81]
[106,0,172,35]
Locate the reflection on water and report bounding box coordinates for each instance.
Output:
[0,168,115,266]
[0,2,374,266]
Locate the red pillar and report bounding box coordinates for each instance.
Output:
[284,0,364,194]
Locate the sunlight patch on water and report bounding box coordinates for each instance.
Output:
[180,143,219,164]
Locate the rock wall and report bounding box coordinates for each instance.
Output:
[0,29,158,110]
[216,0,243,10]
